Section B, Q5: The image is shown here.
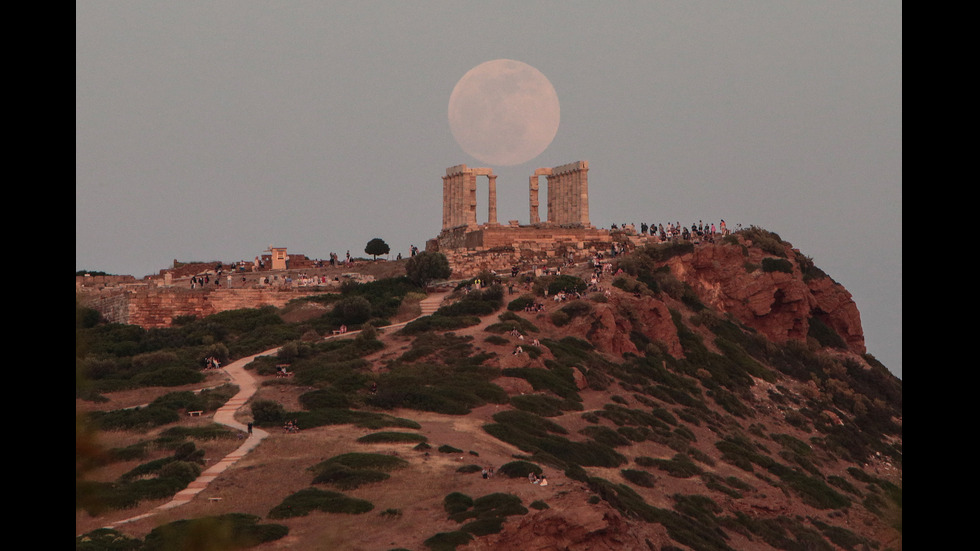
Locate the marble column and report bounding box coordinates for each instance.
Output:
[488,174,498,225]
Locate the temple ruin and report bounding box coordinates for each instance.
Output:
[431,161,617,277]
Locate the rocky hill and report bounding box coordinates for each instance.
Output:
[75,227,902,551]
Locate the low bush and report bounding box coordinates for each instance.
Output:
[496,460,542,478]
[311,463,390,489]
[507,295,536,311]
[621,469,657,488]
[140,513,288,551]
[635,454,702,478]
[550,310,570,326]
[398,315,482,335]
[547,275,587,295]
[423,530,473,551]
[761,257,793,274]
[448,492,528,524]
[268,488,374,518]
[509,394,575,417]
[461,517,505,536]
[75,528,142,551]
[484,335,510,346]
[356,431,428,444]
[311,452,409,479]
[483,411,626,469]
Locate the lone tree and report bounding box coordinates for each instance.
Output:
[364,238,390,260]
[405,251,452,287]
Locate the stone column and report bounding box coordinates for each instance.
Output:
[487,174,498,226]
[465,172,478,229]
[529,175,540,225]
[442,176,449,230]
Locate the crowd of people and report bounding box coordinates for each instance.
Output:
[528,472,549,486]
[610,219,741,244]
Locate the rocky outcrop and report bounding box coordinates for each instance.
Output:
[565,298,682,359]
[665,240,865,355]
[463,499,650,551]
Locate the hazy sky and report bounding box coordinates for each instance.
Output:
[76,2,901,378]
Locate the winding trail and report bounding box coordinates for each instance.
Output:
[103,291,448,530]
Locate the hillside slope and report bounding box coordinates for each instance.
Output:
[76,228,901,551]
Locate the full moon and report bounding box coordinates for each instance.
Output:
[448,59,560,167]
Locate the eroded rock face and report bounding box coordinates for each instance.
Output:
[463,500,650,551]
[666,241,865,355]
[568,298,682,359]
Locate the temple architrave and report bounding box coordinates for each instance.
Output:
[430,161,620,277]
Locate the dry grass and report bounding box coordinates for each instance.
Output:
[77,261,900,549]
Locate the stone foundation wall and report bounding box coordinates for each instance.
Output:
[78,287,328,329]
[430,225,629,278]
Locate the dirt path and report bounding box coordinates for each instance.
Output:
[101,291,449,530]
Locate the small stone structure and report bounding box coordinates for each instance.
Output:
[268,246,289,270]
[432,161,617,278]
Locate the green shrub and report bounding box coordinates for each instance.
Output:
[461,517,505,536]
[483,411,625,469]
[439,444,464,454]
[289,408,421,430]
[635,454,702,478]
[507,295,536,311]
[456,464,483,473]
[311,463,390,489]
[547,275,587,295]
[140,514,288,551]
[423,530,473,551]
[135,367,204,387]
[497,460,542,478]
[357,431,428,444]
[529,500,549,510]
[502,367,580,401]
[309,453,408,489]
[448,492,528,523]
[405,251,452,286]
[761,257,793,274]
[509,394,573,417]
[251,399,286,426]
[550,310,570,326]
[299,388,351,410]
[315,452,410,472]
[807,316,847,349]
[398,314,482,335]
[560,300,592,319]
[75,528,142,551]
[484,335,510,346]
[621,469,657,488]
[268,488,374,518]
[333,296,373,325]
[444,492,474,515]
[580,425,632,447]
[740,226,787,256]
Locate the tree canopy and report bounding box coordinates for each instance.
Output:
[364,238,390,260]
[405,251,452,286]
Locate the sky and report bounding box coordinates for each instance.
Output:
[76,2,901,378]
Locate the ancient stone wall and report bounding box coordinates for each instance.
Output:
[546,161,590,227]
[78,287,329,329]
